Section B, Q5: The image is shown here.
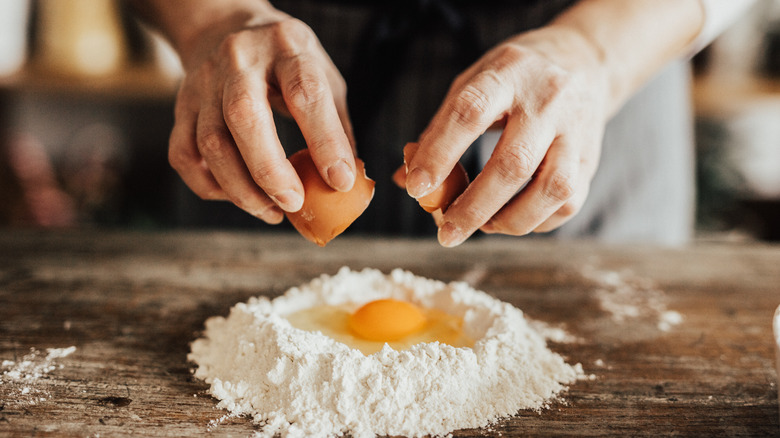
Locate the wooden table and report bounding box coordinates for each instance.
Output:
[1,231,778,437]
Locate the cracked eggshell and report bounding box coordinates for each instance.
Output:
[395,142,469,213]
[285,149,374,246]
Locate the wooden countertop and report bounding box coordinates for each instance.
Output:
[1,230,778,437]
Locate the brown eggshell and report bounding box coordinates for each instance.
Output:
[285,149,375,246]
[396,142,469,214]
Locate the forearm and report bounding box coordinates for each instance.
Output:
[549,0,705,116]
[126,0,286,68]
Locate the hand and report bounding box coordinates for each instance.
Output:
[169,13,356,224]
[405,26,610,247]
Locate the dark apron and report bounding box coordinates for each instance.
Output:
[270,0,695,244]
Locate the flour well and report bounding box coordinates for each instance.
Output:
[189,267,584,438]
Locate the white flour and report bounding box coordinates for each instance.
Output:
[0,346,76,407]
[189,267,584,438]
[582,267,683,332]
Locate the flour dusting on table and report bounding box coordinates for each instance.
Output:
[583,267,682,332]
[189,267,584,438]
[1,346,76,407]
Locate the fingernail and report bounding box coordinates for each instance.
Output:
[406,167,434,199]
[438,221,467,248]
[327,160,355,192]
[271,190,304,212]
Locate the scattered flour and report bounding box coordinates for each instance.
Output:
[0,346,76,407]
[658,310,684,332]
[189,267,585,438]
[582,267,683,332]
[529,320,581,344]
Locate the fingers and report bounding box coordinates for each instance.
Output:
[531,176,590,233]
[196,81,284,224]
[222,73,304,212]
[436,115,558,247]
[325,66,356,152]
[410,35,610,246]
[168,85,228,202]
[406,69,514,199]
[480,135,581,236]
[168,16,357,227]
[275,53,356,192]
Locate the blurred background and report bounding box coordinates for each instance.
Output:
[1,0,779,241]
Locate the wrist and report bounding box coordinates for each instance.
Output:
[545,0,704,115]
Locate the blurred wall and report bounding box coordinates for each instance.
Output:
[694,0,780,240]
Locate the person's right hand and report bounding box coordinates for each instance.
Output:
[169,12,356,223]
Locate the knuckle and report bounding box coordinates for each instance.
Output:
[198,129,228,159]
[225,189,258,212]
[223,91,252,120]
[305,134,342,158]
[196,188,223,201]
[167,137,198,172]
[544,65,570,92]
[248,158,286,187]
[285,70,329,110]
[229,195,251,212]
[543,169,576,203]
[556,200,580,217]
[167,146,189,171]
[486,216,525,236]
[223,91,265,132]
[492,146,536,183]
[448,85,494,130]
[216,28,269,73]
[491,44,527,70]
[472,68,505,90]
[217,32,243,63]
[454,204,492,231]
[216,26,275,72]
[268,18,317,56]
[537,66,571,110]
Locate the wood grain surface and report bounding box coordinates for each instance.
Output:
[1,230,778,437]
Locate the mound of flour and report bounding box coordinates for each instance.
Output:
[189,267,583,438]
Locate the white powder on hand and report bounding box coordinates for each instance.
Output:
[189,267,584,438]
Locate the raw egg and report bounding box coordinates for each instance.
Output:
[285,299,473,355]
[348,299,426,342]
[394,142,469,213]
[285,149,375,246]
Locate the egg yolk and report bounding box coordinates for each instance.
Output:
[348,299,426,342]
[285,300,473,355]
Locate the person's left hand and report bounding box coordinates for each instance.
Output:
[404,26,611,247]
